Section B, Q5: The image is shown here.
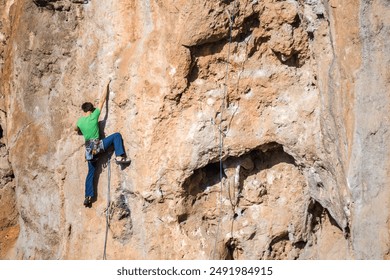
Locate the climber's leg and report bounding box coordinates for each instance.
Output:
[85,160,96,198]
[102,132,125,157]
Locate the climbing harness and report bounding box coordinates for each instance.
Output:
[212,0,238,260]
[85,139,104,161]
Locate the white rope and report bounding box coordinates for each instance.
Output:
[103,156,111,260]
[212,0,237,260]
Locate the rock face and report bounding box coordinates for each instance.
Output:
[0,0,389,259]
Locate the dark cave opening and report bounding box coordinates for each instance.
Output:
[182,142,296,196]
[235,12,261,42]
[307,199,345,235]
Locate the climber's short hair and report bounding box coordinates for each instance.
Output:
[81,102,95,112]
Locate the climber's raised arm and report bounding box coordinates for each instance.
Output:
[97,80,111,112]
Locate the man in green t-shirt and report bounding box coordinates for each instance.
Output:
[75,81,130,207]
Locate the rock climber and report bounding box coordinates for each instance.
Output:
[75,80,130,207]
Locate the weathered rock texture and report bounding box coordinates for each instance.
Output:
[0,0,389,259]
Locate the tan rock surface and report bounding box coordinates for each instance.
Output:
[0,0,388,259]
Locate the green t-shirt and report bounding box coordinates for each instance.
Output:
[77,108,101,141]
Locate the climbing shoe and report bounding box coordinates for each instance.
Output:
[115,156,131,165]
[84,196,92,207]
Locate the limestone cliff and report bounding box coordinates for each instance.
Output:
[0,0,389,259]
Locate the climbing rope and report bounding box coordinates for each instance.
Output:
[212,0,237,260]
[103,156,112,260]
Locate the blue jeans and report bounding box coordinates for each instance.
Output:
[85,132,126,197]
